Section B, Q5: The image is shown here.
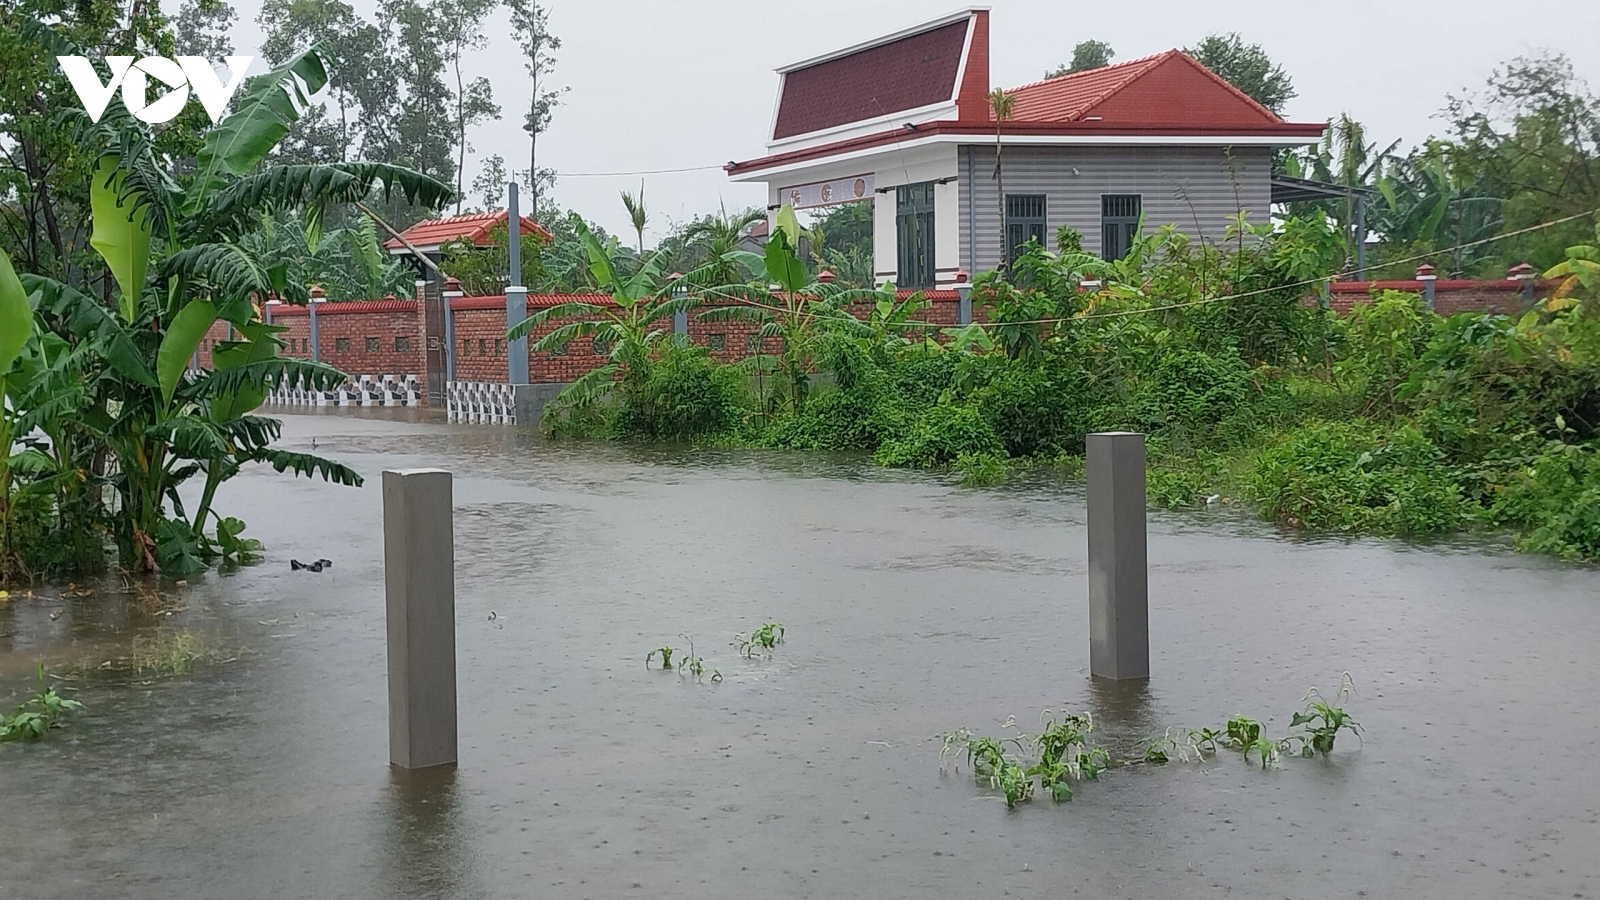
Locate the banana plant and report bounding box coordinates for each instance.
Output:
[1543,224,1600,310]
[15,45,452,575]
[506,214,692,409]
[698,214,879,413]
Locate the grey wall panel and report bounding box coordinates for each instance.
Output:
[957,144,1272,272]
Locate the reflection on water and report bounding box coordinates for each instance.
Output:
[379,767,479,899]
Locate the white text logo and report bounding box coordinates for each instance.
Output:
[57,56,254,124]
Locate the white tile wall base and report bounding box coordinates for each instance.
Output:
[261,374,422,408]
[445,381,517,424]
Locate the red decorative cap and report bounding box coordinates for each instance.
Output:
[309,285,325,298]
[668,272,684,280]
[383,293,397,301]
[1508,262,1536,278]
[1414,263,1437,279]
[444,276,463,293]
[817,270,836,283]
[954,268,970,284]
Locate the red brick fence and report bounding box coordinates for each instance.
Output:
[190,267,1553,420]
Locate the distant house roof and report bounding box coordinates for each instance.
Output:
[729,18,1323,179]
[383,210,553,254]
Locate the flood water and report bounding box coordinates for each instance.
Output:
[2,411,1597,899]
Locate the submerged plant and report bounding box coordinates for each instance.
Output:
[944,709,1111,807]
[646,646,676,670]
[675,635,722,683]
[1289,673,1361,757]
[734,622,786,658]
[0,665,84,744]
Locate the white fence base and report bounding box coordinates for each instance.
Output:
[445,381,516,424]
[262,374,422,408]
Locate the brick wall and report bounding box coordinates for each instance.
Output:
[1320,279,1553,316]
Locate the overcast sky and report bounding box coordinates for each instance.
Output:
[202,0,1600,241]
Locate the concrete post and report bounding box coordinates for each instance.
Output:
[1087,432,1149,681]
[954,269,972,325]
[506,182,530,385]
[384,469,458,769]
[442,285,463,382]
[1355,194,1368,282]
[1416,263,1437,311]
[308,293,323,363]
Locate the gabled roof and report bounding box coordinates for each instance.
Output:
[383,210,553,253]
[1003,50,1285,128]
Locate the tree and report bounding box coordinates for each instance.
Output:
[1443,54,1600,270]
[438,0,501,214]
[621,182,649,257]
[1046,40,1114,78]
[381,0,455,182]
[988,88,1016,272]
[1185,33,1296,115]
[173,0,236,58]
[257,0,389,164]
[506,0,567,214]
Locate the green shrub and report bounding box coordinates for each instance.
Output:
[1133,350,1253,449]
[1487,441,1600,560]
[1246,420,1470,536]
[875,404,1004,469]
[954,451,1009,486]
[972,362,1087,457]
[765,384,903,452]
[1147,465,1212,509]
[613,346,745,441]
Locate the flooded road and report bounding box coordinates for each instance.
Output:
[2,411,1597,899]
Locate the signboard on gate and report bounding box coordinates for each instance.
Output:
[780,174,874,210]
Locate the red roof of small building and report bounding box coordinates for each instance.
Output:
[383,210,553,252]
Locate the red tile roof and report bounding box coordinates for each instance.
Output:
[772,15,973,140]
[1004,50,1284,127]
[383,210,553,252]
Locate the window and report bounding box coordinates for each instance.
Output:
[335,337,350,352]
[460,338,471,356]
[1005,195,1047,264]
[895,182,936,289]
[362,337,377,352]
[1101,194,1142,261]
[552,341,567,356]
[592,335,610,356]
[395,336,411,351]
[477,338,486,356]
[745,332,763,352]
[495,339,505,357]
[706,333,726,351]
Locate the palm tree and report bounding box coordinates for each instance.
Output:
[621,180,648,257]
[988,88,1016,274]
[681,203,764,285]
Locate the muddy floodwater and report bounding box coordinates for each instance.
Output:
[2,411,1598,899]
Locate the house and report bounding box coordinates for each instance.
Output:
[725,8,1327,289]
[383,209,553,279]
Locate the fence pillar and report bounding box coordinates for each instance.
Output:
[1416,263,1437,311]
[443,285,463,382]
[1087,432,1149,681]
[954,270,972,325]
[384,469,458,769]
[309,287,324,362]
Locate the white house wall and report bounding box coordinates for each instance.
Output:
[957,144,1274,272]
[867,147,960,286]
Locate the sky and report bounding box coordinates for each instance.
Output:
[199,0,1600,242]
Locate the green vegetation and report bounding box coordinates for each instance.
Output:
[129,628,236,676]
[943,678,1361,807]
[734,622,785,659]
[528,207,1600,562]
[645,636,722,683]
[0,665,84,744]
